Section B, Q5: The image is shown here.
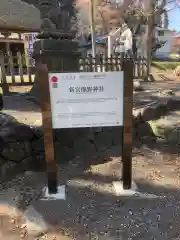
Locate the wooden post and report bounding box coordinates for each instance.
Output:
[122,59,133,189]
[89,0,96,57]
[17,52,24,83]
[36,59,58,194]
[33,37,80,194]
[0,51,9,94]
[8,51,15,84]
[137,56,141,78]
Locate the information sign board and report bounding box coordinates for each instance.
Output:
[49,72,124,129]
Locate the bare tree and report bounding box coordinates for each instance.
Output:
[76,0,134,35]
[139,0,167,79]
[122,0,168,78]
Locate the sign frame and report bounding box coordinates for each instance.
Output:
[36,58,133,193]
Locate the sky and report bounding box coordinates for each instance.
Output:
[167,2,180,31]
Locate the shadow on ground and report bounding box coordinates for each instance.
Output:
[18,140,180,239]
[2,95,40,113]
[30,172,180,240]
[136,138,180,159]
[1,135,180,239]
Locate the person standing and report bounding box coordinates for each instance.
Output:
[120,23,133,58]
[113,23,133,58]
[114,37,125,58]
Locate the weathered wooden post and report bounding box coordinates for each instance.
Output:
[122,58,134,189]
[30,0,79,195]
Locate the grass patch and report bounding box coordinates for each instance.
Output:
[152,61,180,70]
[169,54,180,60]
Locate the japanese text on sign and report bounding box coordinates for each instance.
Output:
[69,86,104,93]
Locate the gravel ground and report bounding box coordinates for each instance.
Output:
[1,142,180,240]
[1,78,180,239]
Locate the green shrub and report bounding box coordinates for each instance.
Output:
[152,61,180,70]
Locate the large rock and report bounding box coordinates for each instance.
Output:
[0,113,34,142]
[1,141,31,162]
[0,112,17,126]
[174,65,180,77]
[31,126,43,139]
[0,112,43,179]
[136,122,155,139]
[0,156,5,166]
[0,161,22,182]
[31,137,44,152]
[141,106,156,121]
[155,102,167,117]
[148,119,180,142]
[134,80,144,92]
[167,98,180,111]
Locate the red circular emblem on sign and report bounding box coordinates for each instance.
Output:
[51,76,58,83]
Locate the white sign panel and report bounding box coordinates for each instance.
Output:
[24,33,38,66]
[49,72,124,129]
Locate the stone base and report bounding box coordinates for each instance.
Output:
[113,180,162,198]
[41,185,66,200]
[113,180,138,196]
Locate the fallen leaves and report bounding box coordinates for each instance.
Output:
[147,169,164,181]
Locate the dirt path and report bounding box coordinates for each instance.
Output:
[1,140,180,239]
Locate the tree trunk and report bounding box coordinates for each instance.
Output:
[146,23,153,79]
[146,1,154,81]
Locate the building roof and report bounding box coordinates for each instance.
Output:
[0,0,41,32]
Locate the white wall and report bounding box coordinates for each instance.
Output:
[155,29,173,58]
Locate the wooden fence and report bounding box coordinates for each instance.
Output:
[0,51,35,88]
[79,55,147,78]
[0,51,147,93]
